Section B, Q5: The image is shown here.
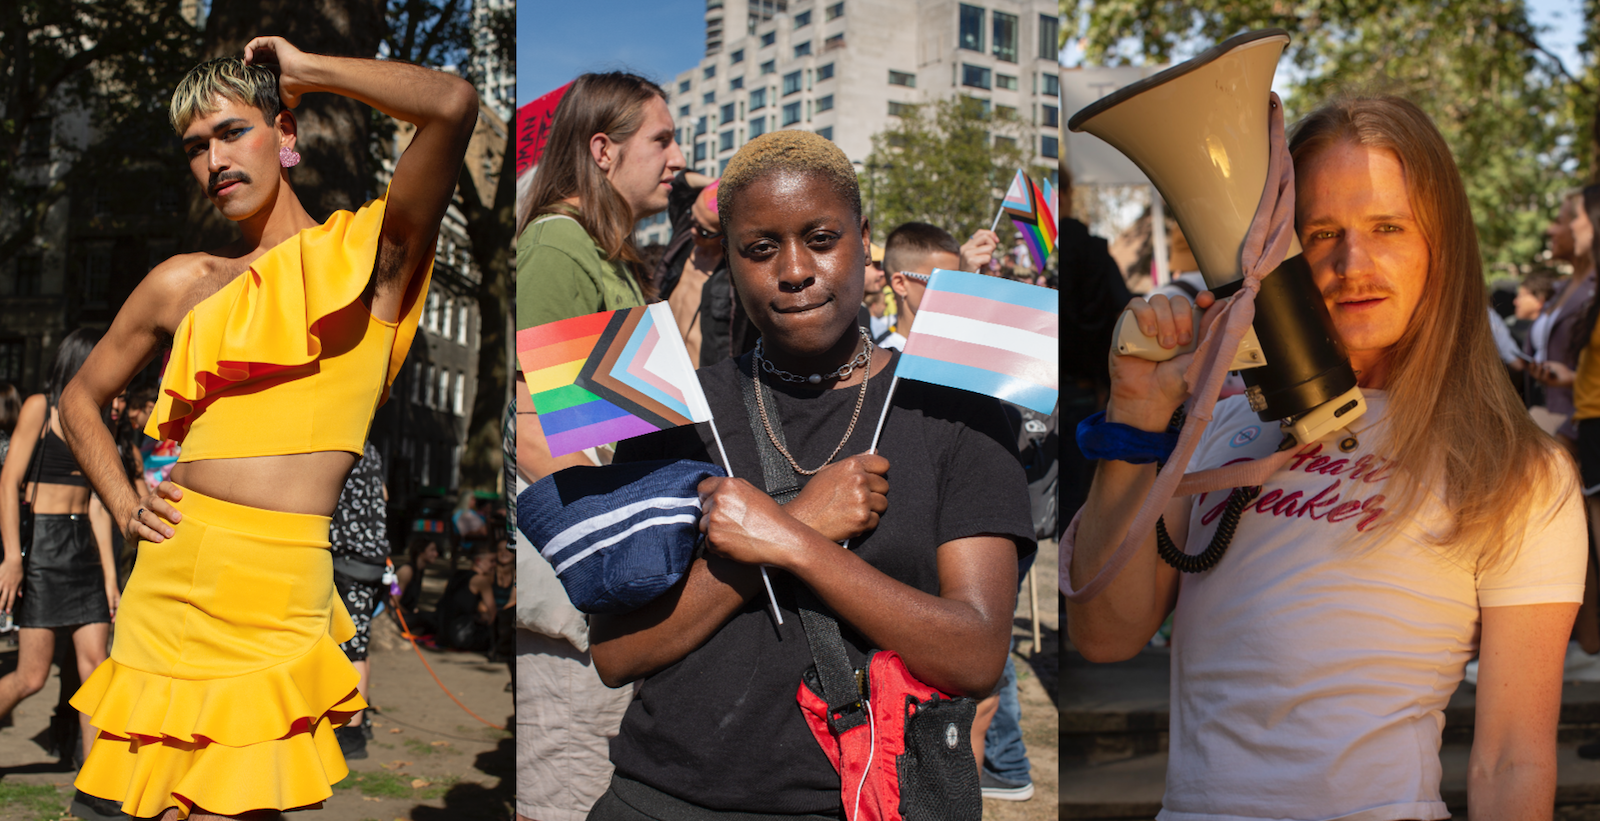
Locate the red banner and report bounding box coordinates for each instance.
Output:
[516,82,573,178]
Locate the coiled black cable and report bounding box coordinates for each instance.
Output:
[1155,485,1261,573]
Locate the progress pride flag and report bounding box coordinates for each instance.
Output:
[897,269,1058,414]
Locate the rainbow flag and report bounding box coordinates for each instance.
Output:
[518,303,712,457]
[897,269,1058,414]
[1000,170,1057,270]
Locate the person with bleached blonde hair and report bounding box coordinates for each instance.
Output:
[1068,95,1586,821]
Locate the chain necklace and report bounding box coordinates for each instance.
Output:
[752,331,874,476]
[757,328,872,385]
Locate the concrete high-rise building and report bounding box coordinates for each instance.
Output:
[471,0,516,122]
[640,0,1060,246]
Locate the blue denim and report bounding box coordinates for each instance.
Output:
[982,554,1035,785]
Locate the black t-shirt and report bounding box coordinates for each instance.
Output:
[608,350,1035,813]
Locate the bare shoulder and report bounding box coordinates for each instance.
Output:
[137,250,249,333]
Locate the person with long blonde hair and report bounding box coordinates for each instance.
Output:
[1067,94,1585,820]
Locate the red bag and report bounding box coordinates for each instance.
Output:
[796,649,981,821]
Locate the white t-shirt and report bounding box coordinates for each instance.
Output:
[1159,391,1585,821]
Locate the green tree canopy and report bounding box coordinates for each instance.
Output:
[1063,0,1589,274]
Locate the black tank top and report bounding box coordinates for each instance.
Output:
[28,427,88,488]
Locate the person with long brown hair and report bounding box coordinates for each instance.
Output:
[1068,94,1585,819]
[512,70,685,821]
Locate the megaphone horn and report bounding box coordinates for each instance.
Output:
[1069,29,1363,445]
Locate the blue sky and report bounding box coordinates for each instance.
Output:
[517,0,706,107]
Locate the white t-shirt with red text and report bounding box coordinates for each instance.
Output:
[1158,391,1585,821]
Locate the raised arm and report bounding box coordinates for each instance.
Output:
[242,37,478,321]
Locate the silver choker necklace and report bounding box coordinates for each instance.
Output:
[755,329,871,385]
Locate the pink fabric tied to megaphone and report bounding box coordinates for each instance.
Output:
[1061,92,1302,603]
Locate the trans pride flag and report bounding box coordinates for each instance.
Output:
[1000,170,1058,270]
[518,303,712,457]
[897,269,1058,414]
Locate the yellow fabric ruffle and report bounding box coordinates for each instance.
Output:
[146,191,431,446]
[71,487,365,819]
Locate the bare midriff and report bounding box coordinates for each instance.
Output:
[25,483,93,516]
[171,451,359,518]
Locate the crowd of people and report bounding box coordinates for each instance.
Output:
[512,71,1056,821]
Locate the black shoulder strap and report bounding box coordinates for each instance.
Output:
[736,354,867,733]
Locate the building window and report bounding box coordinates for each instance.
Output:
[826,2,844,20]
[996,104,1017,120]
[694,141,707,161]
[889,70,915,87]
[721,103,736,124]
[818,126,833,140]
[817,62,835,81]
[761,30,776,47]
[888,101,917,117]
[794,41,812,58]
[996,73,1018,90]
[750,88,767,111]
[696,115,708,136]
[1040,13,1060,60]
[424,364,436,408]
[679,79,692,93]
[720,157,731,174]
[962,64,992,90]
[0,340,22,384]
[794,10,811,27]
[1042,134,1059,159]
[816,94,834,113]
[458,305,470,344]
[703,90,716,104]
[411,362,422,405]
[824,32,843,49]
[442,296,455,338]
[731,48,745,64]
[453,371,465,415]
[782,101,802,126]
[1043,104,1059,128]
[730,76,744,90]
[438,369,450,412]
[760,59,776,75]
[783,70,802,96]
[959,4,984,52]
[14,254,41,297]
[679,103,691,117]
[992,10,1018,62]
[749,115,768,138]
[995,135,1017,150]
[719,130,735,152]
[704,64,717,79]
[1042,72,1060,97]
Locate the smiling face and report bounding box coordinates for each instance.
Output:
[604,95,684,220]
[1296,141,1431,377]
[182,96,291,222]
[725,169,870,368]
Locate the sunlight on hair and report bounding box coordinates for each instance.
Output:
[170,57,282,134]
[718,130,860,227]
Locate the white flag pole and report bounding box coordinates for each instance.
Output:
[704,414,784,626]
[990,205,1005,233]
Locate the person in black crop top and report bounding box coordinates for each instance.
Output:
[584,131,1033,817]
[0,329,127,767]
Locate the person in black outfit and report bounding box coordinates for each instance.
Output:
[585,130,1033,818]
[0,329,124,769]
[330,441,390,759]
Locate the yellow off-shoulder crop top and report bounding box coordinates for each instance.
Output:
[145,192,431,461]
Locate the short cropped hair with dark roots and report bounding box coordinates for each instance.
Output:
[717,130,861,231]
[883,221,960,276]
[170,57,282,135]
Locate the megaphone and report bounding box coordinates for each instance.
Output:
[1068,29,1364,445]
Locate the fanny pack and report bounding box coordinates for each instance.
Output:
[737,355,981,821]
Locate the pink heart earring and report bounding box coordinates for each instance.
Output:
[279,146,300,168]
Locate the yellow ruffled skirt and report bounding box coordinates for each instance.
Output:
[71,487,365,819]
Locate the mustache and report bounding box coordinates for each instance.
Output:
[1321,280,1396,303]
[208,170,251,195]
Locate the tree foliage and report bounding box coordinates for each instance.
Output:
[1062,0,1585,273]
[862,96,1051,249]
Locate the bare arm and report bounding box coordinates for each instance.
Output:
[89,494,119,620]
[0,395,46,614]
[1469,602,1575,819]
[243,37,478,321]
[60,261,187,544]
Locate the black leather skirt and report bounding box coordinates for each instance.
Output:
[19,513,111,628]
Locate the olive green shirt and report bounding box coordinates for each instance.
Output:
[517,214,646,333]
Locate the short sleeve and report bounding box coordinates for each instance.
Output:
[517,222,604,333]
[933,391,1036,557]
[1477,456,1587,607]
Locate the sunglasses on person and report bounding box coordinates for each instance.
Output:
[897,271,931,283]
[695,225,724,240]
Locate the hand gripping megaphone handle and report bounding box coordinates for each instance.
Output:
[1062,91,1298,603]
[1112,304,1267,371]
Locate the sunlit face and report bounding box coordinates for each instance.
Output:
[1575,202,1595,258]
[1548,197,1577,262]
[726,170,869,363]
[181,96,290,222]
[1296,141,1431,370]
[605,96,685,220]
[1513,286,1545,321]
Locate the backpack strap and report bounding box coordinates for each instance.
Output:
[736,354,868,734]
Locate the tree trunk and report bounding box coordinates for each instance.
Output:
[181,0,384,252]
[457,108,514,492]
